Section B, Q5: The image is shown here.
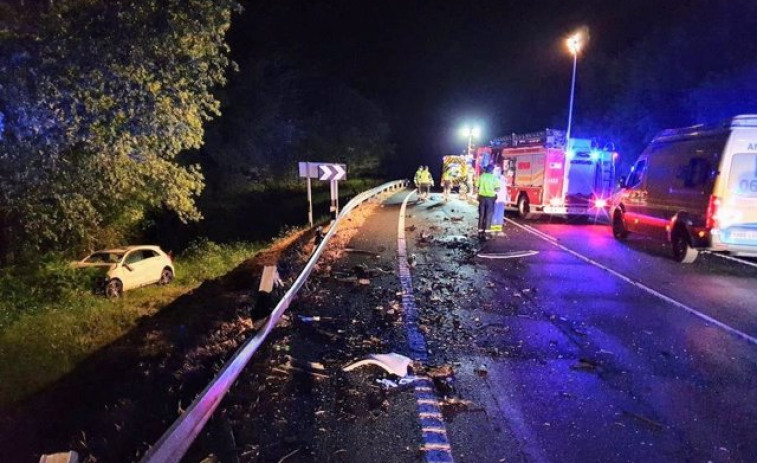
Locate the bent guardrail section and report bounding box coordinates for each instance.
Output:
[138,180,408,463]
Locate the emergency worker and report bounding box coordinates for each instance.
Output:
[413,166,423,190]
[476,164,499,240]
[419,166,434,200]
[442,168,454,201]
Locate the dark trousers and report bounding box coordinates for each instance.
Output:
[478,195,496,231]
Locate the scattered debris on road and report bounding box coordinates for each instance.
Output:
[343,353,413,377]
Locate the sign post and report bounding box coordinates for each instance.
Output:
[307,176,313,227]
[298,162,347,225]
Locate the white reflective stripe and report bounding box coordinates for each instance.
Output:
[705,250,757,270]
[139,180,409,463]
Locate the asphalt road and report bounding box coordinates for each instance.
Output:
[400,191,757,463]
[207,188,756,463]
[9,188,754,463]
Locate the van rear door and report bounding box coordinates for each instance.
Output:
[719,133,757,246]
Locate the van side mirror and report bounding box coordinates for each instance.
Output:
[123,264,134,272]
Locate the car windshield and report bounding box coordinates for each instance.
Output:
[83,251,124,264]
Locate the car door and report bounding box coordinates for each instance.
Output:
[140,249,164,285]
[122,250,149,289]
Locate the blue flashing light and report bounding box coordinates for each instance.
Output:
[590,150,600,161]
[565,149,576,160]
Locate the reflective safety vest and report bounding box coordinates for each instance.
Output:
[420,170,434,185]
[476,172,499,197]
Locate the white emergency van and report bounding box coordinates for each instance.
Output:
[611,115,757,263]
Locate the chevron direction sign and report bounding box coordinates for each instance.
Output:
[298,162,348,225]
[318,163,346,181]
[298,162,347,181]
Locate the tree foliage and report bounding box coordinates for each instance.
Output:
[0,0,239,256]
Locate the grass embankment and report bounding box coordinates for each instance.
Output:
[0,239,261,407]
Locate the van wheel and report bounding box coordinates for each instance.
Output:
[612,211,629,240]
[517,194,532,219]
[672,229,699,263]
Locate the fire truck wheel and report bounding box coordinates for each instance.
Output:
[517,194,532,219]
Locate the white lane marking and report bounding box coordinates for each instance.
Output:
[399,190,456,463]
[506,218,757,346]
[705,251,757,270]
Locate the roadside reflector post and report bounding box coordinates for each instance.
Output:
[253,265,281,318]
[258,265,281,294]
[330,179,339,218]
[307,175,313,227]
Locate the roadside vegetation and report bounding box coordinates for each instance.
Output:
[0,0,392,408]
[0,239,261,406]
[0,176,379,407]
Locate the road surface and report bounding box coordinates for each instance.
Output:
[195,189,756,463]
[4,188,754,463]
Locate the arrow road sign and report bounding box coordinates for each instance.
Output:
[318,164,347,181]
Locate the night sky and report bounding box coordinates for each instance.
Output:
[231,0,741,171]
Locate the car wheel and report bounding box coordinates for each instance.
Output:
[517,194,531,219]
[672,229,698,263]
[106,279,123,299]
[612,211,629,240]
[159,267,174,285]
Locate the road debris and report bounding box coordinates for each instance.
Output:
[277,447,301,463]
[426,364,454,378]
[622,410,665,431]
[476,250,539,259]
[274,357,329,379]
[376,378,399,389]
[344,247,380,257]
[435,235,471,248]
[571,358,599,372]
[343,353,413,377]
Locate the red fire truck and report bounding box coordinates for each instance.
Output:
[474,129,617,219]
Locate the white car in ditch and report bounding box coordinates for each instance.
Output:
[73,245,175,298]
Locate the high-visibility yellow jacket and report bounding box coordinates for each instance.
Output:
[414,169,423,185]
[420,170,434,185]
[476,172,499,197]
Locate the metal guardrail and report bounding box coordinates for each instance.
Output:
[138,179,408,463]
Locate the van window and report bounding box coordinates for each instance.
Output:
[729,153,757,197]
[681,157,714,188]
[626,159,647,188]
